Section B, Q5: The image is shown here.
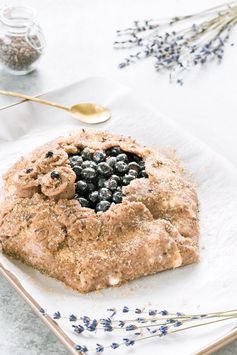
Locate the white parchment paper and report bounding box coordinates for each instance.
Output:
[0,77,237,355]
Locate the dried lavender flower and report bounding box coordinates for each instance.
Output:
[114,2,237,83]
[45,307,237,353]
[39,307,45,315]
[53,311,61,320]
[135,308,142,314]
[69,314,77,322]
[122,306,129,313]
[96,344,104,353]
[72,324,85,334]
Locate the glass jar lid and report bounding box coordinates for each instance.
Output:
[0,6,36,32]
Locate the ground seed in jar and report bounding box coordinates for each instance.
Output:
[0,35,42,72]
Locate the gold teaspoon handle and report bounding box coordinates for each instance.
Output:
[0,90,69,112]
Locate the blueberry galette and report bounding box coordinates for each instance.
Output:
[0,130,199,292]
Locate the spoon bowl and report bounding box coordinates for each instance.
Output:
[70,103,111,124]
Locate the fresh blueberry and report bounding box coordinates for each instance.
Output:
[98,188,112,201]
[115,161,128,174]
[51,171,60,179]
[45,151,54,158]
[98,177,106,188]
[73,165,82,178]
[140,170,148,178]
[107,147,122,156]
[111,174,121,183]
[81,148,92,160]
[81,167,97,180]
[112,191,123,203]
[116,186,122,192]
[106,156,117,167]
[104,178,118,191]
[128,169,138,178]
[76,180,88,195]
[88,191,99,203]
[128,162,140,172]
[97,162,113,177]
[78,197,89,207]
[69,155,83,166]
[87,182,96,192]
[122,175,135,185]
[93,151,106,163]
[81,160,97,169]
[96,201,111,212]
[132,155,142,163]
[116,153,128,162]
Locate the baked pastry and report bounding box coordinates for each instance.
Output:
[0,129,199,293]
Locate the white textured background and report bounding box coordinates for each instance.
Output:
[0,0,237,354]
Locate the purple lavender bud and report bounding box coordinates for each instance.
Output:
[87,325,96,332]
[80,316,90,326]
[74,344,82,351]
[118,320,125,328]
[111,343,120,349]
[100,318,111,325]
[159,325,168,335]
[177,79,184,86]
[176,312,184,316]
[87,319,98,332]
[126,324,137,331]
[147,328,157,334]
[119,62,127,69]
[166,319,176,324]
[159,310,169,316]
[135,308,142,314]
[81,345,88,353]
[104,325,113,332]
[72,325,84,334]
[39,308,46,315]
[136,317,146,323]
[148,309,157,316]
[53,311,61,320]
[91,319,98,327]
[123,338,135,346]
[96,344,104,353]
[69,314,77,322]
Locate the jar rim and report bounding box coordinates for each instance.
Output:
[0,6,36,29]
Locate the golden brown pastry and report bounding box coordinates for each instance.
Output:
[0,129,199,293]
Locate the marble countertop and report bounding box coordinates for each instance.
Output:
[1,0,237,354]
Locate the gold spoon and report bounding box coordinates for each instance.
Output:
[0,89,111,124]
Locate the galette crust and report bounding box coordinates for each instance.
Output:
[0,129,199,292]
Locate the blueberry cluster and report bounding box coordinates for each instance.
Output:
[69,146,148,212]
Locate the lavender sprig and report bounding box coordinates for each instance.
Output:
[72,314,237,353]
[114,1,237,83]
[40,306,237,353]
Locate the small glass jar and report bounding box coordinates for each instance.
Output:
[0,6,46,75]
